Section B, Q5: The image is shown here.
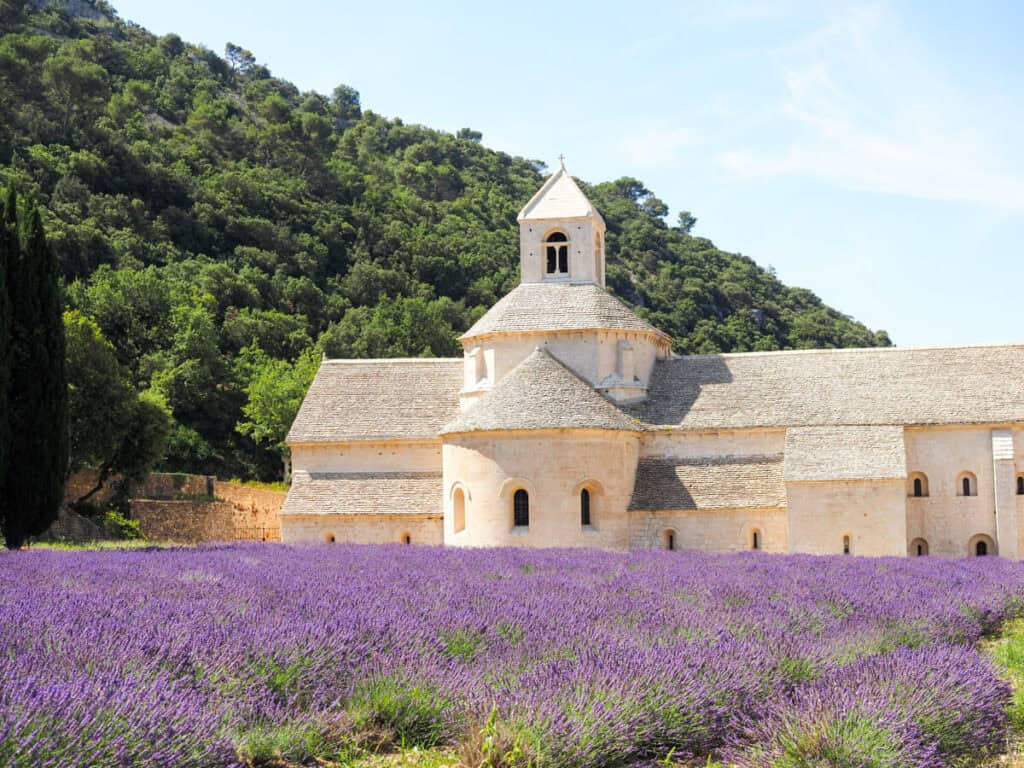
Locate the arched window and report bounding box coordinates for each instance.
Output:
[969,534,995,557]
[580,488,591,527]
[957,472,977,497]
[908,473,929,498]
[453,487,466,533]
[402,533,411,545]
[663,529,676,551]
[324,532,336,543]
[751,529,761,550]
[842,535,851,555]
[909,538,928,556]
[544,231,569,275]
[513,489,529,527]
[1017,476,1024,496]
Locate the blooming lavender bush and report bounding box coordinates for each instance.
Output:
[0,544,1020,767]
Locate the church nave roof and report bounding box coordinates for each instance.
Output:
[639,343,1024,431]
[287,358,463,443]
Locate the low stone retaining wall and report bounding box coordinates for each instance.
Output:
[60,470,287,544]
[65,469,216,505]
[131,498,281,544]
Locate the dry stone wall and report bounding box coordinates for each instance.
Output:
[61,470,286,544]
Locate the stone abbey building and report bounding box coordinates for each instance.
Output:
[282,165,1024,558]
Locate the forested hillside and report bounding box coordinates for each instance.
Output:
[0,0,890,480]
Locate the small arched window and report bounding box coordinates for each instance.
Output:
[402,533,411,545]
[842,535,851,555]
[664,529,676,551]
[751,529,761,550]
[580,488,591,527]
[969,534,995,557]
[910,538,928,556]
[453,487,466,533]
[958,472,978,497]
[1017,476,1024,496]
[513,489,529,527]
[544,231,569,275]
[324,533,336,544]
[909,472,929,498]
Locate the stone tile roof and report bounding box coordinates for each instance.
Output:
[517,165,605,223]
[629,454,785,511]
[280,471,442,516]
[640,345,1024,430]
[441,348,640,435]
[287,358,463,443]
[784,426,906,482]
[461,282,667,341]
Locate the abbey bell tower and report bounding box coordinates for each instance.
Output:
[517,161,607,287]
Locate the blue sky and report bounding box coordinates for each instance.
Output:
[112,0,1024,347]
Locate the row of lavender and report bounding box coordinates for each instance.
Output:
[0,544,1020,767]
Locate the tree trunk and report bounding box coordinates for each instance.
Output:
[3,522,27,550]
[73,463,113,507]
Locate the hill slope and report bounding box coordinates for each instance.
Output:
[0,0,890,479]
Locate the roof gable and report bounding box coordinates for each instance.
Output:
[517,165,605,224]
[441,348,639,435]
[287,358,462,443]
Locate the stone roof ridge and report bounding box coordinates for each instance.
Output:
[678,340,1024,361]
[517,164,605,224]
[440,347,639,435]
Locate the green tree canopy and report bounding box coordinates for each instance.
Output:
[236,345,319,476]
[64,309,171,504]
[0,1,891,481]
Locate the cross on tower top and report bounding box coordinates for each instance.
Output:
[557,153,566,168]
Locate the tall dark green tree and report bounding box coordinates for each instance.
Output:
[0,190,12,529]
[2,193,67,549]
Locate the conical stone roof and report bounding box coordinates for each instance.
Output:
[440,348,640,436]
[460,282,667,341]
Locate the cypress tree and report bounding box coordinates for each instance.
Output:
[2,196,67,549]
[0,190,11,540]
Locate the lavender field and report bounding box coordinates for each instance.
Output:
[1,545,1022,767]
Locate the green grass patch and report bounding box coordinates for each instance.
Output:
[985,617,1024,731]
[348,677,452,750]
[439,629,486,660]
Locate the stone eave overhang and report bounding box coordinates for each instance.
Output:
[438,426,642,440]
[458,326,673,345]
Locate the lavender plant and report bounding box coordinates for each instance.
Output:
[0,544,1020,767]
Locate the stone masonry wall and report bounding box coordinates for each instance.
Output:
[63,469,287,544]
[132,483,285,544]
[65,469,215,504]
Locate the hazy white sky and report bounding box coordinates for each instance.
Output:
[114,0,1024,347]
